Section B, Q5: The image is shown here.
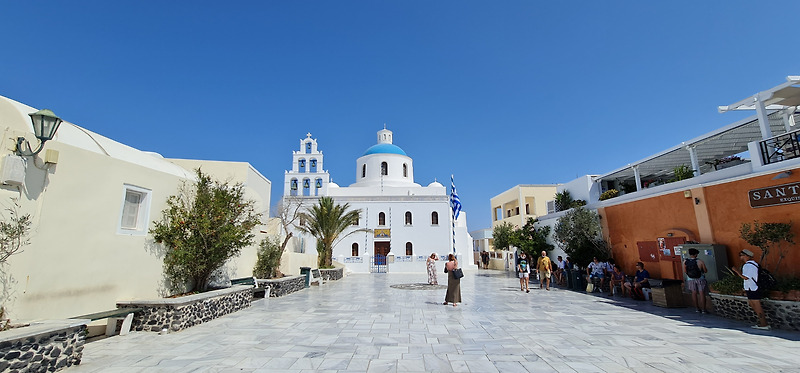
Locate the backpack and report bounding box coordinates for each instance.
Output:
[752,262,777,292]
[684,258,702,279]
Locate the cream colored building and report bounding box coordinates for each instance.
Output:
[490,184,558,228]
[0,95,275,322]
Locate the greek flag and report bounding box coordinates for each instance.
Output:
[450,175,462,220]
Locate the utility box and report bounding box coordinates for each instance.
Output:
[674,244,729,283]
[1,155,25,186]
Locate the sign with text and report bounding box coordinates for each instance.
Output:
[749,181,800,208]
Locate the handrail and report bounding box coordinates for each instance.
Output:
[759,128,800,165]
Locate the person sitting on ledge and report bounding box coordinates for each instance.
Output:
[624,261,650,299]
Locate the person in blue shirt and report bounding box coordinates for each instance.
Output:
[624,261,650,297]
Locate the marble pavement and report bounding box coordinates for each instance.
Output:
[69,270,800,372]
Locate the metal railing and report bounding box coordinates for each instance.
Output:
[759,128,800,165]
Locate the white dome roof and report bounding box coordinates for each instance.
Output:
[427,181,444,188]
[329,182,340,188]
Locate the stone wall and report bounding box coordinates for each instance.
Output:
[117,286,251,333]
[710,293,800,331]
[0,320,87,372]
[320,267,344,281]
[261,275,305,297]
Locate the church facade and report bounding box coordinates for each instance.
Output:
[282,128,474,273]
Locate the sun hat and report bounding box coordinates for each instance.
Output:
[740,249,754,257]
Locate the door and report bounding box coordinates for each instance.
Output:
[372,242,390,273]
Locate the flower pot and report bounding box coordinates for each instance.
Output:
[785,290,800,302]
[768,290,785,300]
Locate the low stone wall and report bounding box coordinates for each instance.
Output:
[710,293,800,331]
[0,320,87,372]
[260,275,305,297]
[320,267,344,281]
[117,286,251,333]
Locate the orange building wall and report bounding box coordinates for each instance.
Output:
[703,169,800,277]
[602,167,800,279]
[602,192,699,278]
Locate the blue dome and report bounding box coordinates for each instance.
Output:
[362,143,407,156]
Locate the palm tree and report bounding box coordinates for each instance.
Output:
[299,196,362,268]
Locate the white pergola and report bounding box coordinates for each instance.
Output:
[596,76,800,191]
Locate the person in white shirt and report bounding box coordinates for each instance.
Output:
[731,249,769,330]
[555,256,566,286]
[586,257,606,292]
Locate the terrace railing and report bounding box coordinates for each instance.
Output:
[758,128,800,165]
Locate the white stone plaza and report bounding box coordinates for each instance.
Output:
[71,271,799,372]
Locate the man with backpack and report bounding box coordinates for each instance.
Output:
[684,248,709,313]
[730,249,770,330]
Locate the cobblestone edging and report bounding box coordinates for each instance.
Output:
[320,267,344,281]
[0,320,87,372]
[710,293,800,330]
[116,286,251,333]
[260,275,305,297]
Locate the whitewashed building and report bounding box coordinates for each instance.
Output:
[283,128,474,273]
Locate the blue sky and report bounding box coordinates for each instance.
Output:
[2,1,799,231]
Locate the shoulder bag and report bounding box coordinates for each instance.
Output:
[453,268,464,279]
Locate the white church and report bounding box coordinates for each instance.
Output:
[283,128,474,273]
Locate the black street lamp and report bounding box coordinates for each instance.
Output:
[17,109,63,156]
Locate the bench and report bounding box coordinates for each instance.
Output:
[71,307,144,336]
[231,276,271,298]
[309,268,325,286]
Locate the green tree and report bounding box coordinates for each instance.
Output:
[739,220,795,273]
[492,222,516,252]
[514,218,553,259]
[553,207,609,267]
[554,190,575,212]
[150,169,262,293]
[253,235,283,279]
[299,197,362,268]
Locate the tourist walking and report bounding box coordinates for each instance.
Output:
[426,253,439,285]
[731,249,770,330]
[481,251,490,269]
[684,248,708,313]
[555,256,566,285]
[536,251,552,290]
[443,254,461,306]
[517,252,531,293]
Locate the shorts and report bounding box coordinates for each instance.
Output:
[589,273,605,279]
[519,272,529,279]
[745,290,762,300]
[686,278,708,293]
[539,270,551,279]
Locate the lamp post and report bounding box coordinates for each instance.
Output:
[16,109,63,156]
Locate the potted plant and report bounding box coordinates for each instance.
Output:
[710,270,743,296]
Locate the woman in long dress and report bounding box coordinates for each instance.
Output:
[443,254,461,307]
[426,253,439,285]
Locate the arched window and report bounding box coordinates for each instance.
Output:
[362,164,366,178]
[381,162,388,176]
[306,142,312,154]
[290,179,298,196]
[352,216,359,226]
[352,243,359,256]
[406,242,413,256]
[405,211,412,225]
[378,212,386,226]
[403,164,408,177]
[431,211,439,225]
[299,158,306,173]
[303,178,310,196]
[310,159,318,172]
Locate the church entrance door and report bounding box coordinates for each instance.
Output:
[372,242,390,273]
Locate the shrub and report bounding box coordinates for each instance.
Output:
[253,236,283,279]
[599,189,619,201]
[151,169,262,293]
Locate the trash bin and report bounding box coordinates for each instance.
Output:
[572,270,586,292]
[300,267,311,288]
[564,268,572,289]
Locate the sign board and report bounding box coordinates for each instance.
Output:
[374,229,391,238]
[748,181,800,208]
